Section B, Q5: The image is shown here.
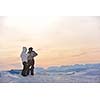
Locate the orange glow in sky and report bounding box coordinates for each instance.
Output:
[0,16,100,69]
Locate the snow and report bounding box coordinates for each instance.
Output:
[0,64,100,83]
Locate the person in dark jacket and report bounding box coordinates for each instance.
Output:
[27,47,38,75]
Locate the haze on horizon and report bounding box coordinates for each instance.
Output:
[0,16,100,70]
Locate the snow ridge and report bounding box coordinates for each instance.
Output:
[0,64,100,83]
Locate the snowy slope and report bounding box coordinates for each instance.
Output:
[0,64,100,83]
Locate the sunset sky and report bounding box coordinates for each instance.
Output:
[0,16,100,70]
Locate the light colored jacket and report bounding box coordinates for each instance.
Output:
[20,49,28,62]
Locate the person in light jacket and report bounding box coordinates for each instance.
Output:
[20,47,28,76]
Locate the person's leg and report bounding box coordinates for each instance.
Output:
[30,59,35,75]
[21,62,28,76]
[21,62,25,76]
[27,60,32,75]
[26,61,30,75]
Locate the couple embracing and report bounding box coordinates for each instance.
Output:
[20,47,38,76]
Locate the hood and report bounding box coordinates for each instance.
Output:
[22,47,27,53]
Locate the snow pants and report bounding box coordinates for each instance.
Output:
[21,61,29,76]
[27,59,35,75]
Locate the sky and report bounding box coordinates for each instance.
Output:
[0,16,100,70]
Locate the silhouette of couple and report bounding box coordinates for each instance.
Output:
[20,47,38,76]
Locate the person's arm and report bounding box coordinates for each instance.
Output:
[33,51,38,57]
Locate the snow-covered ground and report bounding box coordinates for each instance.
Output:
[0,64,100,83]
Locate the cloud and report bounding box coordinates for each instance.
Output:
[72,52,87,57]
[71,48,100,58]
